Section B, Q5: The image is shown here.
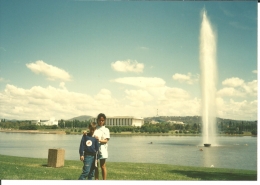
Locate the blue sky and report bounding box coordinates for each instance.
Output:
[0,0,257,121]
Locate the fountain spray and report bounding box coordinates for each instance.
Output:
[199,9,218,147]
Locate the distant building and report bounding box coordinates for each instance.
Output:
[93,116,144,127]
[167,120,185,125]
[150,120,159,124]
[40,119,58,126]
[33,118,58,126]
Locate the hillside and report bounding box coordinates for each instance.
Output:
[144,116,256,124]
[66,115,93,122]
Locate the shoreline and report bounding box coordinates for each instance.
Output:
[0,129,66,134]
[0,129,254,136]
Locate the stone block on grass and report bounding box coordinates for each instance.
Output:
[47,148,65,167]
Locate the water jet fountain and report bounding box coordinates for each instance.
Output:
[199,9,218,147]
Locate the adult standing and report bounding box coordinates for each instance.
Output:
[94,113,110,180]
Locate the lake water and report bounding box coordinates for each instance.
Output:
[0,132,257,171]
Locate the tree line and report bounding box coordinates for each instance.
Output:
[0,119,257,135]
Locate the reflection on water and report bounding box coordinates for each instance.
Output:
[0,132,257,171]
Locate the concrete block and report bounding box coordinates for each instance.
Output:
[47,148,65,167]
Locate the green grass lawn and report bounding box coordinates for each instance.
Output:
[0,154,257,180]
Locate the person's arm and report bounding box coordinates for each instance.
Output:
[79,136,85,161]
[99,138,109,144]
[80,156,84,161]
[99,128,110,144]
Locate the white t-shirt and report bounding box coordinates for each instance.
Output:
[94,126,110,159]
[93,129,103,140]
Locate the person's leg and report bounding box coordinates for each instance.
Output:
[88,160,96,180]
[78,156,93,180]
[100,159,107,180]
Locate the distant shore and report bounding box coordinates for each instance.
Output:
[0,129,66,135]
[0,128,254,136]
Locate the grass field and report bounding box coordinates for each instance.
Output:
[0,154,257,180]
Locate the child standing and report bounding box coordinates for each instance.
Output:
[78,122,99,180]
[94,113,110,180]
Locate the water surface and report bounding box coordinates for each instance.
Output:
[0,132,257,170]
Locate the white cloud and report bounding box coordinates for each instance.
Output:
[1,84,97,120]
[129,101,144,107]
[125,89,154,102]
[243,80,257,96]
[252,70,257,74]
[219,78,257,98]
[156,97,201,117]
[216,76,257,120]
[121,85,196,117]
[222,77,244,87]
[216,98,257,120]
[111,60,144,73]
[165,87,190,99]
[95,89,112,101]
[59,82,67,90]
[0,82,197,120]
[93,89,120,108]
[0,74,257,120]
[173,73,190,81]
[172,73,198,85]
[217,87,244,97]
[26,60,72,81]
[149,87,169,101]
[112,77,165,88]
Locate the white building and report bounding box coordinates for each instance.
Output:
[167,120,184,125]
[34,118,58,126]
[93,116,144,127]
[150,120,159,124]
[41,119,58,126]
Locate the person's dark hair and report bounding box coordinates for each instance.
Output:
[89,122,97,130]
[97,113,106,124]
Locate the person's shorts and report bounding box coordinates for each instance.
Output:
[98,144,108,159]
